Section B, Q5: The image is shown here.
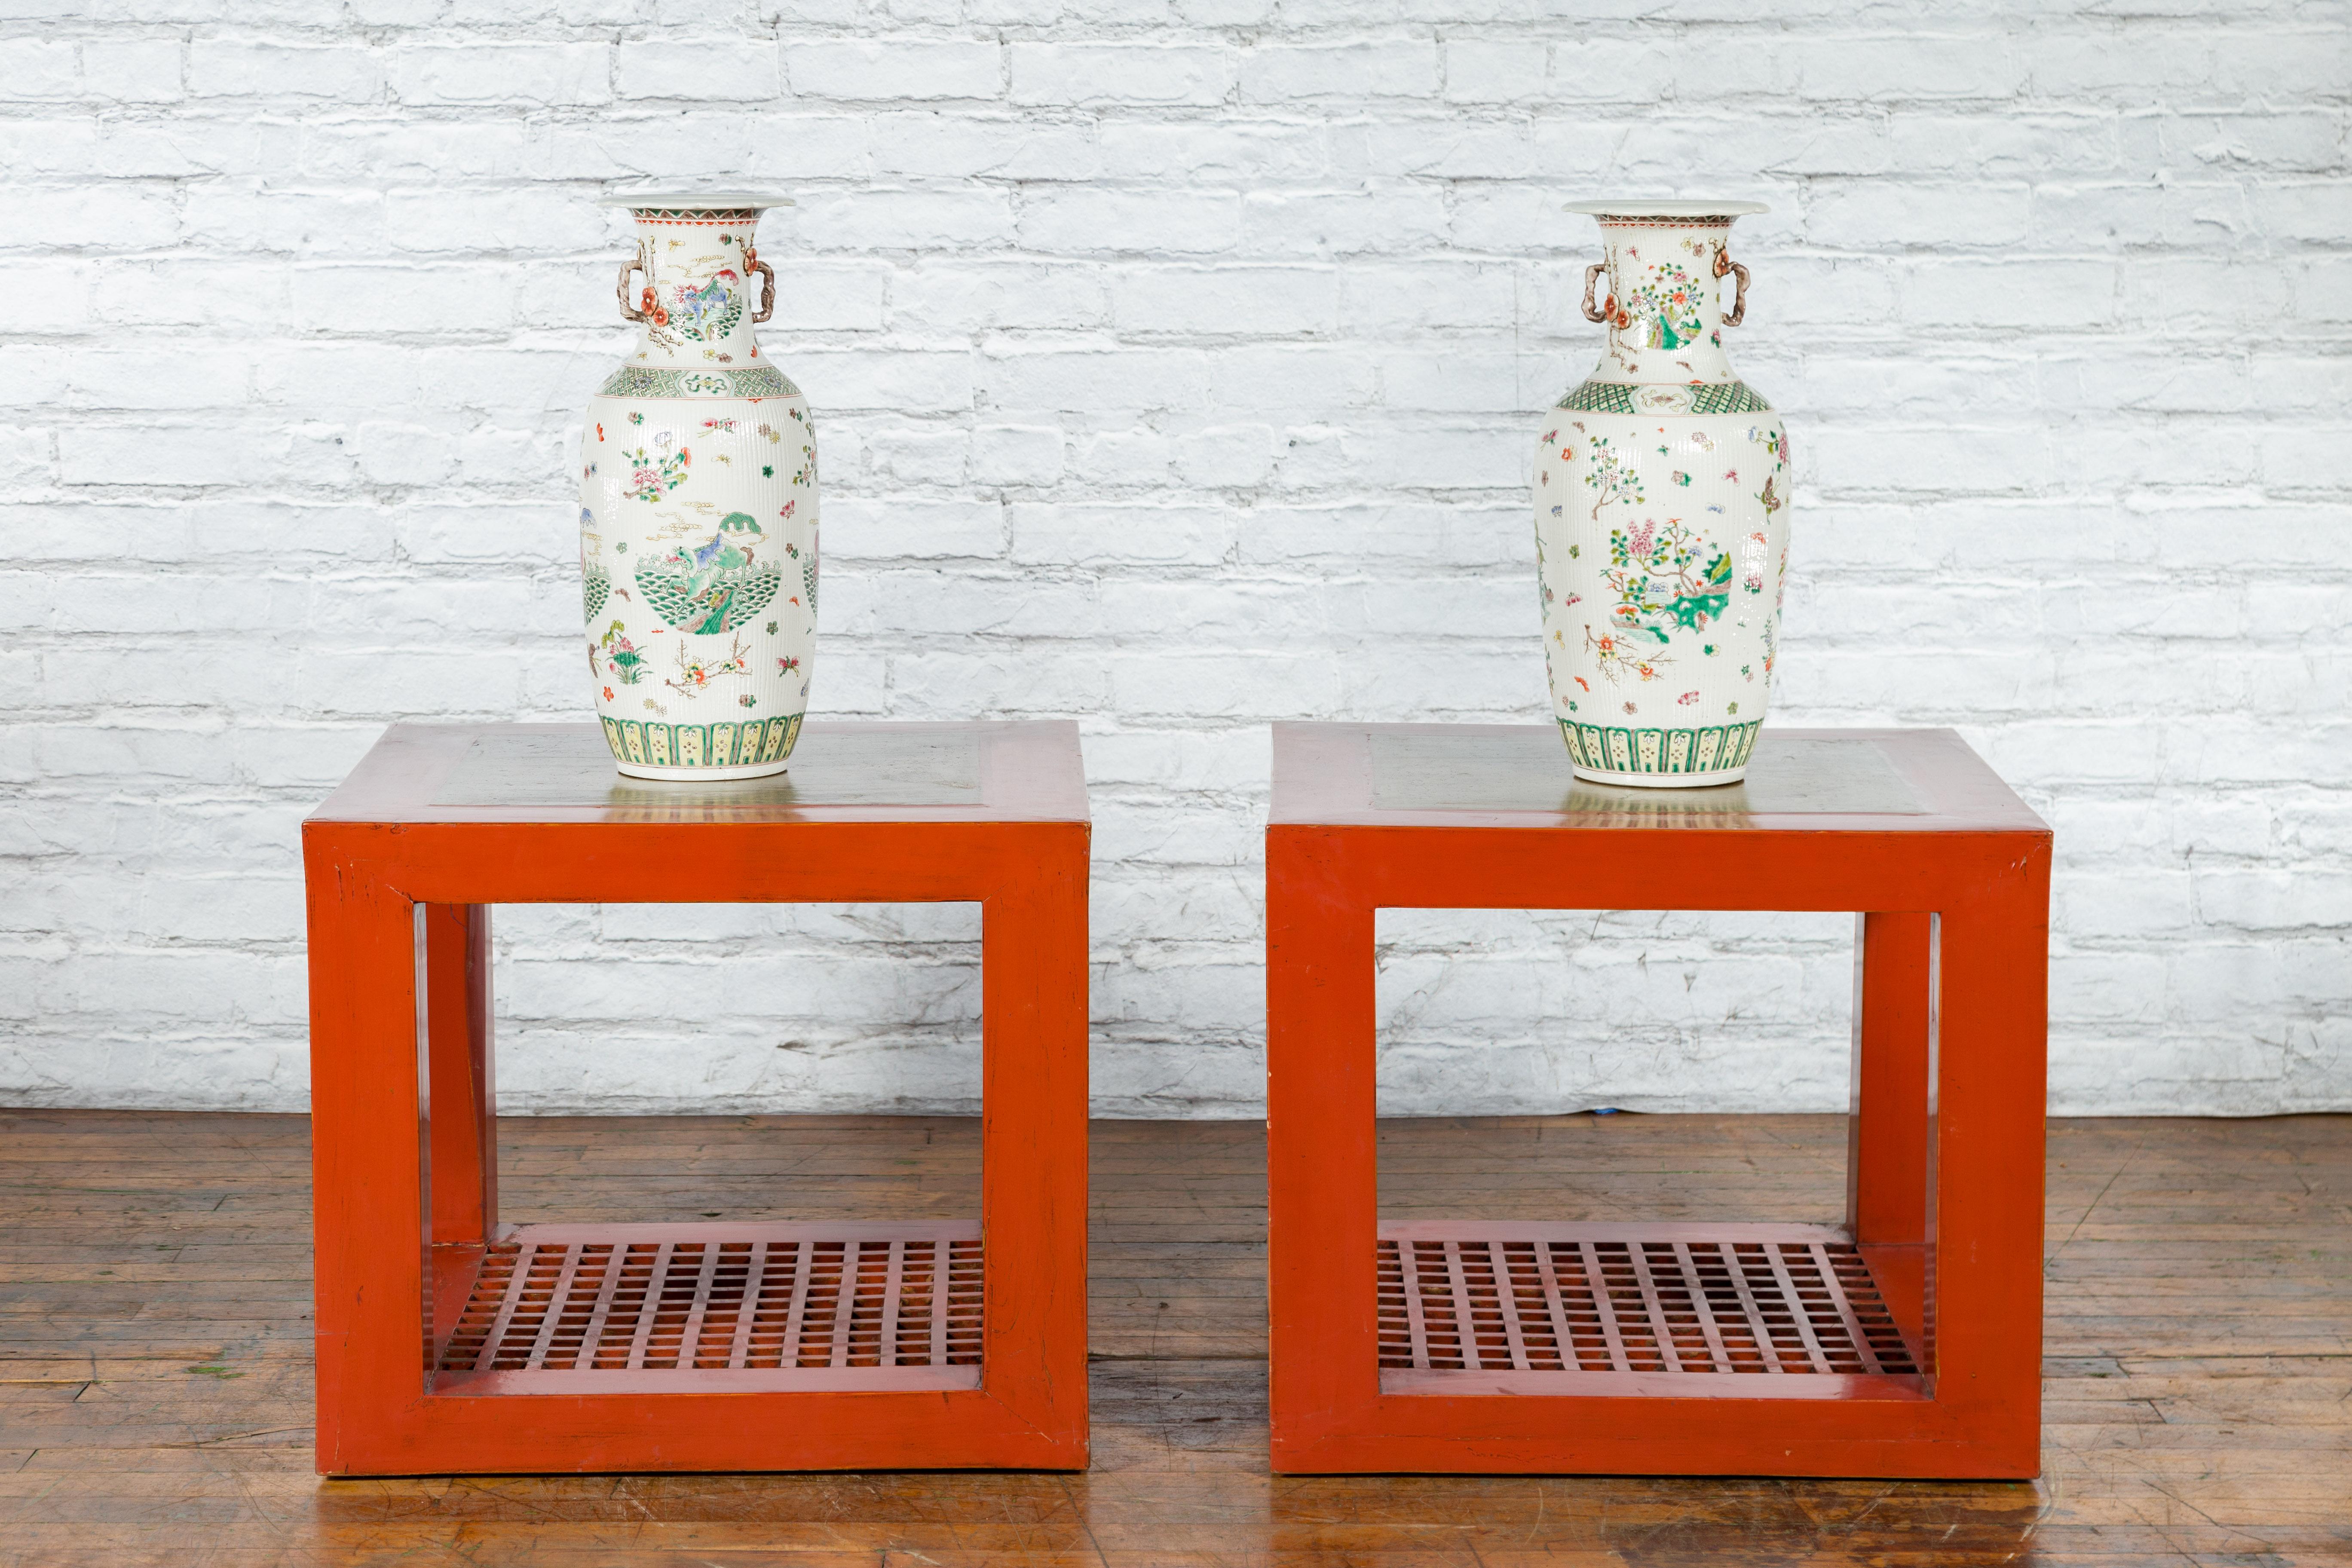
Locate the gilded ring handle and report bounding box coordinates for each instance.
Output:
[1580,263,1608,324]
[1721,260,1750,328]
[616,258,647,323]
[749,257,777,325]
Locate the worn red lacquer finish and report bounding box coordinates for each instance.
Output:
[1266,724,2051,1477]
[302,721,1090,1474]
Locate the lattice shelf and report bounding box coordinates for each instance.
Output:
[434,1222,982,1393]
[1378,1223,1921,1391]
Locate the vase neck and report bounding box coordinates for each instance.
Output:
[625,207,770,369]
[1586,217,1743,386]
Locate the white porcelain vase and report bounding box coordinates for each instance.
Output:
[1534,200,1789,787]
[579,194,818,780]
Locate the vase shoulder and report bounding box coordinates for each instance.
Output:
[1556,379,1774,418]
[597,364,802,400]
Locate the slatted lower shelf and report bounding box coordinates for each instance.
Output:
[434,1222,983,1394]
[1378,1222,1924,1396]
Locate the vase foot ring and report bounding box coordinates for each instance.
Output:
[1571,766,1746,790]
[614,760,791,782]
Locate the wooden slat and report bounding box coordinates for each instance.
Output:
[518,1242,588,1372]
[725,1243,768,1371]
[1575,1241,1637,1373]
[778,1240,815,1369]
[567,1246,627,1371]
[870,1241,896,1366]
[666,1243,723,1371]
[1400,1243,1434,1370]
[1757,1240,1841,1373]
[1709,1242,1785,1372]
[1623,1240,1683,1371]
[1672,1240,1736,1373]
[466,1245,536,1374]
[1530,1242,1583,1371]
[1813,1244,1899,1375]
[925,1240,948,1367]
[619,1240,673,1371]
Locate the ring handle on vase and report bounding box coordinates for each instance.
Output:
[1580,263,1608,324]
[616,258,647,323]
[747,251,777,324]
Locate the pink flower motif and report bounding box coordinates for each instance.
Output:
[1678,691,1700,706]
[1628,521,1656,558]
[631,467,658,491]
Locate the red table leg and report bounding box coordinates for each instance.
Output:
[422,903,495,1349]
[1847,911,1936,1361]
[306,867,429,1475]
[1266,827,1381,1467]
[1926,887,2050,1477]
[1848,911,1933,1248]
[976,834,1092,1458]
[424,903,496,1247]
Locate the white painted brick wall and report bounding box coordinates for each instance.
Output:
[2,3,2346,1118]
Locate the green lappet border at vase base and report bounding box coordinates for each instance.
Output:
[1559,717,1761,785]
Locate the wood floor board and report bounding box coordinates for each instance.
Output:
[0,1109,2345,1564]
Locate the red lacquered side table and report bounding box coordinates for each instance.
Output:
[1267,724,2051,1477]
[301,721,1089,1474]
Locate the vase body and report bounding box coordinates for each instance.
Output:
[1535,201,1788,787]
[579,195,818,780]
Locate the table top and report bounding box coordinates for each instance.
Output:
[1272,724,2046,835]
[307,721,1088,827]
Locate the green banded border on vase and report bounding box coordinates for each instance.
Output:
[1555,379,1771,416]
[625,205,768,222]
[597,365,801,399]
[601,714,803,771]
[1556,380,1638,414]
[1690,381,1773,415]
[1559,717,1761,777]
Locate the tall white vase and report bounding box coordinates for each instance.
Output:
[1534,200,1788,787]
[579,194,818,781]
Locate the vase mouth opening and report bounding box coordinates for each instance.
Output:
[1564,199,1768,221]
[599,192,795,214]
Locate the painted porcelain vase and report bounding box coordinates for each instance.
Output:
[579,194,818,780]
[1534,200,1788,787]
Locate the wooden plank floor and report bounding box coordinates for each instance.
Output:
[0,1110,2346,1565]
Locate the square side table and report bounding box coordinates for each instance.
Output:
[302,721,1089,1474]
[1266,724,2050,1477]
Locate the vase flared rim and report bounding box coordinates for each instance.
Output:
[1564,199,1767,218]
[597,192,795,211]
